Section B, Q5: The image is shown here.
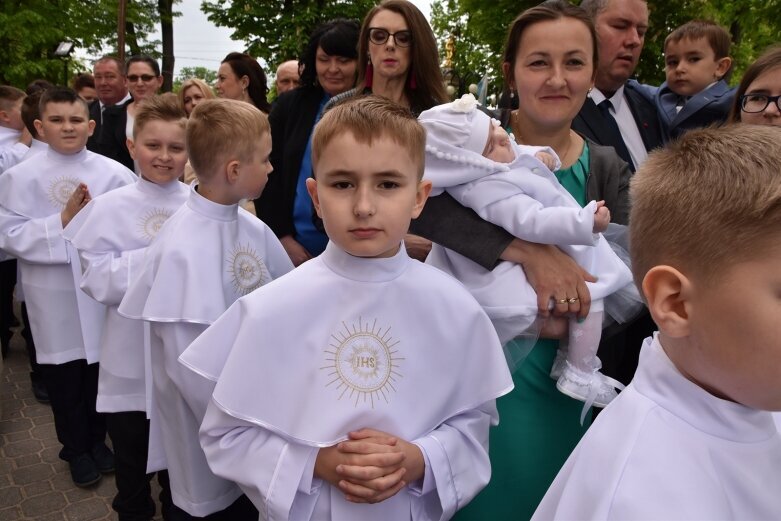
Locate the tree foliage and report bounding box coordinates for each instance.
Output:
[199,0,376,67]
[430,0,781,100]
[0,0,165,87]
[173,66,218,92]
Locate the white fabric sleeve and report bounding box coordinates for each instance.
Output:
[0,208,69,264]
[0,143,29,174]
[200,400,323,521]
[410,400,498,521]
[474,194,599,246]
[153,322,212,422]
[78,247,146,305]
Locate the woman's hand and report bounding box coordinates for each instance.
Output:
[279,235,312,266]
[500,239,595,319]
[404,234,432,261]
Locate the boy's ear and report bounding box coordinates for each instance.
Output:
[411,179,433,219]
[33,119,45,138]
[87,118,96,137]
[642,265,692,338]
[126,138,136,160]
[0,110,9,125]
[225,159,241,184]
[305,177,322,218]
[715,56,732,79]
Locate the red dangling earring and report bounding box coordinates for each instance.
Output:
[408,71,417,90]
[365,62,374,89]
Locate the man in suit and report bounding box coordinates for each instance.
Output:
[87,56,131,161]
[575,0,663,172]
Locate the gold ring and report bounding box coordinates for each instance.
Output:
[557,298,569,304]
[567,297,579,304]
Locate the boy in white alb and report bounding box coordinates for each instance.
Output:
[118,98,293,519]
[179,96,514,520]
[420,95,639,411]
[0,88,136,486]
[534,125,781,519]
[0,85,30,173]
[63,95,190,519]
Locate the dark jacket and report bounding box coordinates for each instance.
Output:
[649,79,735,142]
[411,139,631,270]
[255,87,325,238]
[572,80,664,169]
[96,99,134,172]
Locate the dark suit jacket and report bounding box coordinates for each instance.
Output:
[255,87,325,238]
[572,80,664,169]
[654,79,735,141]
[97,99,134,172]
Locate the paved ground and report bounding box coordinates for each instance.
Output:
[1,328,162,521]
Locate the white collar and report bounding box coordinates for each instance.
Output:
[99,92,132,111]
[45,146,88,164]
[320,241,409,283]
[136,176,185,196]
[186,182,238,222]
[589,85,626,111]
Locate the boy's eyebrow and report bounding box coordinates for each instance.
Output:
[320,169,408,179]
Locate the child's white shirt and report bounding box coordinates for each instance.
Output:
[534,333,781,520]
[117,183,293,517]
[0,147,135,364]
[63,177,189,412]
[179,241,514,521]
[0,126,29,174]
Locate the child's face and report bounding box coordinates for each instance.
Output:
[307,132,431,259]
[681,241,781,411]
[234,131,272,200]
[664,37,731,97]
[483,122,514,163]
[127,120,187,185]
[0,98,25,131]
[35,101,94,155]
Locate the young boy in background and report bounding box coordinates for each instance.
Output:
[653,20,735,141]
[64,94,190,519]
[180,96,513,520]
[534,124,781,519]
[118,98,293,519]
[0,88,135,486]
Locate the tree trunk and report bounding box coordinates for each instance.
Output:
[159,0,175,92]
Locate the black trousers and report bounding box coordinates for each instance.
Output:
[0,259,16,352]
[163,494,258,521]
[38,359,106,461]
[107,411,178,521]
[20,302,43,384]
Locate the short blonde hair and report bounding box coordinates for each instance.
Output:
[312,95,425,178]
[177,78,215,112]
[133,93,186,138]
[630,124,781,290]
[187,99,269,179]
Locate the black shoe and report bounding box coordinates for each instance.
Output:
[91,442,115,474]
[31,379,49,404]
[70,453,101,487]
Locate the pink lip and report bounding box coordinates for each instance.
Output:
[350,228,381,239]
[382,59,397,65]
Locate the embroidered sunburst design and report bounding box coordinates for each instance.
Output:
[322,317,404,408]
[137,208,173,242]
[227,244,269,295]
[47,176,81,209]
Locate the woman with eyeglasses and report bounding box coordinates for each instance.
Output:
[99,55,163,173]
[254,19,360,265]
[729,46,781,126]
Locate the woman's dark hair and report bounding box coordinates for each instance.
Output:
[221,52,272,113]
[502,0,598,92]
[125,55,161,76]
[356,0,447,113]
[728,45,781,123]
[299,19,360,90]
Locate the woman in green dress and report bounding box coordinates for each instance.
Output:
[446,2,632,518]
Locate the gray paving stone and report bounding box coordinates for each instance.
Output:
[11,463,54,485]
[20,490,67,517]
[3,438,43,458]
[64,498,110,520]
[0,506,21,520]
[23,478,53,497]
[0,486,22,507]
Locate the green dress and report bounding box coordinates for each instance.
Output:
[454,143,593,521]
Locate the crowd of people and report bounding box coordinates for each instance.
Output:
[0,0,780,520]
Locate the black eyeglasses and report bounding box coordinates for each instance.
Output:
[127,74,157,83]
[740,93,781,113]
[368,28,413,47]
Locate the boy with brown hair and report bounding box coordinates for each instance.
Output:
[64,94,190,519]
[0,85,31,173]
[118,98,293,519]
[654,19,735,140]
[179,96,513,520]
[534,124,781,519]
[0,87,136,487]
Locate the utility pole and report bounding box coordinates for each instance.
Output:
[118,0,127,62]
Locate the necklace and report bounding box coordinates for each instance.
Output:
[512,110,575,166]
